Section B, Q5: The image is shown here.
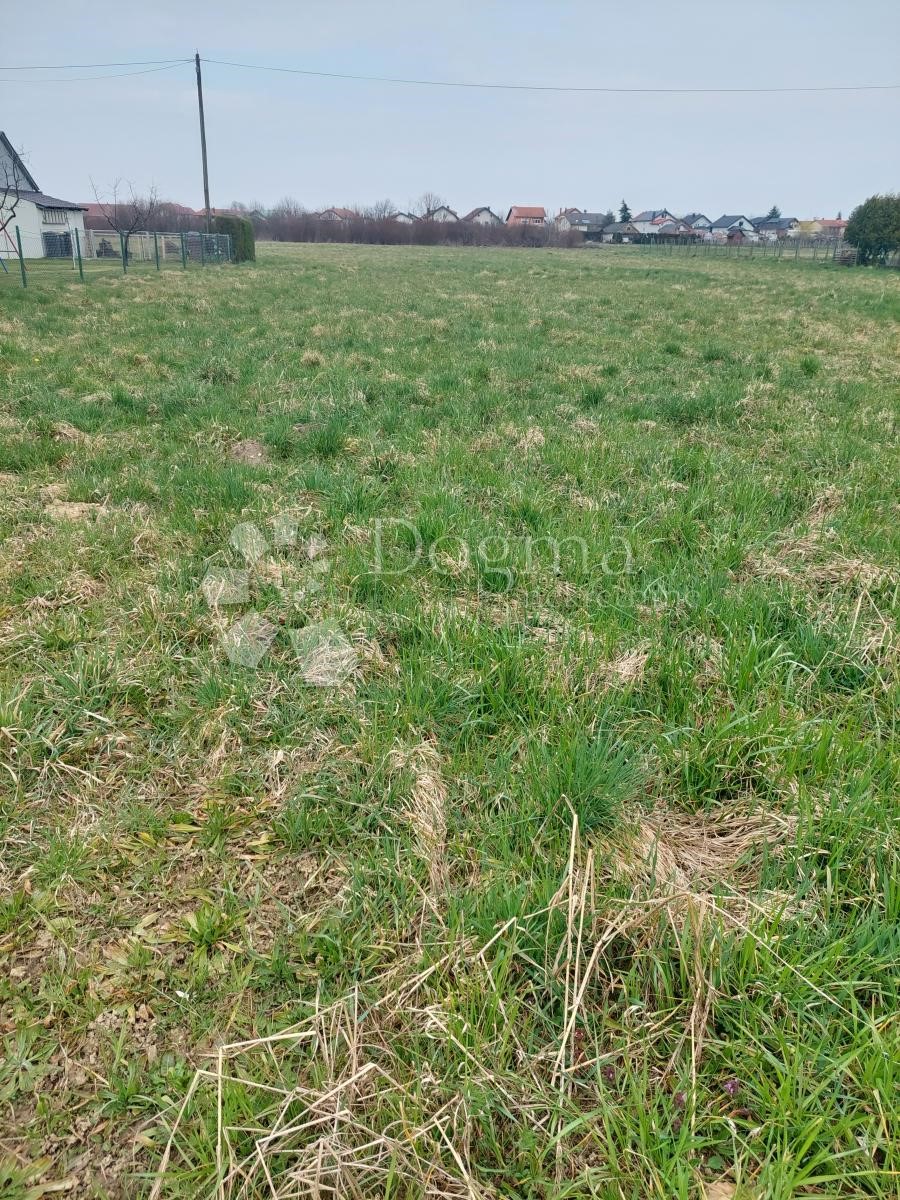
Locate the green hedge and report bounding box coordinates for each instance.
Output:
[212,215,256,262]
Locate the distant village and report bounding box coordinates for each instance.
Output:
[551,207,847,242]
[246,203,849,243]
[2,130,849,260]
[79,201,848,245]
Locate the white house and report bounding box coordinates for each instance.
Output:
[709,214,758,241]
[424,205,459,223]
[389,211,417,224]
[1,132,85,260]
[462,207,502,226]
[555,208,581,231]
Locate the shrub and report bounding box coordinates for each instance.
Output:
[213,215,256,262]
[844,194,900,265]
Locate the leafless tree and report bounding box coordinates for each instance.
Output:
[364,198,396,220]
[90,179,160,262]
[414,191,446,218]
[0,144,28,266]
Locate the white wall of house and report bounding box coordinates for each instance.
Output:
[1,198,85,259]
[471,209,500,225]
[429,207,458,223]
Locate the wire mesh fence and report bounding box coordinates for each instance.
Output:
[0,226,232,287]
[643,238,899,268]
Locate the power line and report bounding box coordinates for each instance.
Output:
[0,58,190,69]
[0,61,191,83]
[202,57,900,95]
[0,53,895,93]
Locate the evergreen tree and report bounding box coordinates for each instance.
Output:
[766,205,781,220]
[619,200,632,223]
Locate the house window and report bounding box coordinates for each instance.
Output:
[42,208,67,225]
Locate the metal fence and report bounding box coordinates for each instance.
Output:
[0,226,232,287]
[644,237,900,268]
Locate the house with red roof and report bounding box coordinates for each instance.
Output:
[506,206,546,226]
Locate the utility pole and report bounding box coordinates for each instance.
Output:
[195,52,211,233]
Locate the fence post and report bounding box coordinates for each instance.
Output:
[74,227,84,283]
[154,232,160,271]
[15,225,27,288]
[199,234,206,267]
[180,233,187,269]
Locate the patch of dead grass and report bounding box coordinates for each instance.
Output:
[389,741,448,899]
[745,487,894,590]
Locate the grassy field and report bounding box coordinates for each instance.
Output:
[0,243,898,1199]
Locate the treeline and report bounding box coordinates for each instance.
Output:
[254,205,582,247]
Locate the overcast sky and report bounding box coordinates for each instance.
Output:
[3,0,898,218]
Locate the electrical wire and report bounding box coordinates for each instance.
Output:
[0,53,896,94]
[0,61,190,83]
[201,57,900,94]
[0,58,191,70]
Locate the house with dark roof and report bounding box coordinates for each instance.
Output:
[710,214,757,241]
[654,219,696,240]
[682,213,712,231]
[462,207,503,226]
[751,216,800,239]
[633,209,676,223]
[423,205,459,223]
[554,207,582,231]
[631,209,680,235]
[563,211,614,240]
[601,221,641,243]
[1,132,85,260]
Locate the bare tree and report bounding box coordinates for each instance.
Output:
[90,179,160,263]
[0,143,28,268]
[414,191,446,218]
[368,199,397,220]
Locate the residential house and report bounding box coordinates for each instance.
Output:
[554,207,582,231]
[682,213,712,232]
[601,221,640,243]
[710,215,758,241]
[751,216,799,240]
[1,132,85,260]
[630,209,680,236]
[633,208,677,223]
[565,211,614,240]
[654,219,696,240]
[815,218,848,239]
[388,211,417,224]
[506,206,547,226]
[424,205,459,223]
[317,208,358,222]
[462,207,503,226]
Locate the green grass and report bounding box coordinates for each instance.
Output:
[0,243,897,1199]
